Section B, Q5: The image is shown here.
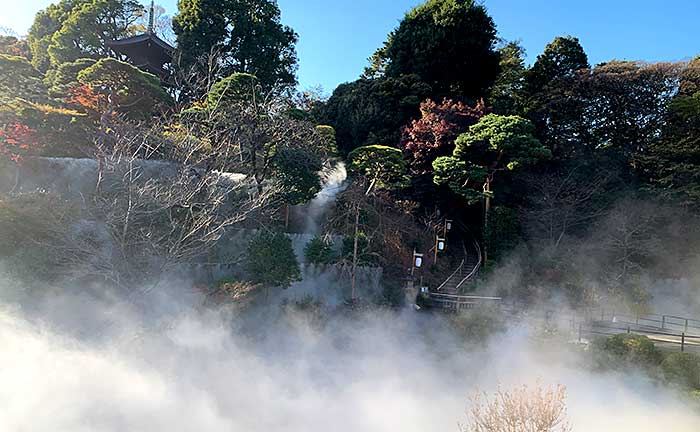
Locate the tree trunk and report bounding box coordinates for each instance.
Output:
[351,203,360,301]
[483,177,492,263]
[284,203,290,231]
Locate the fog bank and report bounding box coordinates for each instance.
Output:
[0,278,698,432]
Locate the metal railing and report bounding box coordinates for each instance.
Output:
[436,244,466,292]
[577,320,700,352]
[455,238,482,292]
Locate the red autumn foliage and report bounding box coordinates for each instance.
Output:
[400,98,486,175]
[67,85,108,117]
[0,122,40,163]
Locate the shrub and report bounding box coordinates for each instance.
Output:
[661,353,700,390]
[483,206,521,262]
[314,125,338,156]
[304,236,335,264]
[592,333,663,369]
[246,231,300,288]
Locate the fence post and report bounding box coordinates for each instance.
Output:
[627,326,631,334]
[685,319,689,333]
[682,333,685,353]
[662,315,666,330]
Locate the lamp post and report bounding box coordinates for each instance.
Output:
[444,219,453,237]
[434,236,446,262]
[412,250,424,276]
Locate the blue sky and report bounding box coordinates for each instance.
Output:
[4,0,699,93]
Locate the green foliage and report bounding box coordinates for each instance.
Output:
[28,0,84,71]
[50,0,143,66]
[381,0,500,100]
[454,114,551,169]
[489,41,527,114]
[173,0,298,92]
[592,334,663,370]
[448,306,506,343]
[45,57,96,100]
[0,54,48,104]
[206,73,258,109]
[525,36,589,96]
[527,60,679,162]
[342,232,370,265]
[77,58,172,117]
[433,114,549,203]
[274,144,323,206]
[246,231,301,288]
[432,156,485,203]
[661,353,700,391]
[347,145,409,193]
[318,74,432,155]
[640,58,700,207]
[27,0,144,70]
[314,125,338,156]
[303,236,335,265]
[483,206,520,261]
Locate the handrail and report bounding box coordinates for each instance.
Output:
[436,257,464,292]
[455,237,482,291]
[430,293,502,301]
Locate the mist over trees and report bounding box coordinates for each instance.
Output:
[2,0,700,426]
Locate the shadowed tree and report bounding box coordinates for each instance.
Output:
[524,36,589,97]
[640,57,700,209]
[246,230,300,288]
[489,41,527,115]
[379,0,500,101]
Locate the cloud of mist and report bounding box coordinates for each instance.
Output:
[1,274,698,432]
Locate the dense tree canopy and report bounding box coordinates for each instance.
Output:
[28,0,144,71]
[76,58,172,118]
[640,58,700,207]
[379,0,500,101]
[400,98,485,175]
[318,75,431,155]
[0,55,48,104]
[433,114,550,203]
[246,231,300,288]
[489,41,527,114]
[524,36,589,97]
[348,145,409,194]
[173,0,298,92]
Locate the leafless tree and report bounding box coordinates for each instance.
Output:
[83,110,283,291]
[520,165,616,256]
[463,384,572,432]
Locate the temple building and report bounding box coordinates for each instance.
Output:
[107,1,174,79]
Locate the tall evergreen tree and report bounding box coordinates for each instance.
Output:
[374,0,500,101]
[28,0,144,71]
[524,35,589,96]
[173,0,298,92]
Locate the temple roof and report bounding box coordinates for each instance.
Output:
[106,2,174,78]
[107,32,174,77]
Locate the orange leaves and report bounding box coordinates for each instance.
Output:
[0,122,40,163]
[67,84,109,116]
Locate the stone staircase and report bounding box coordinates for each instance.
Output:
[435,223,481,295]
[416,220,501,311]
